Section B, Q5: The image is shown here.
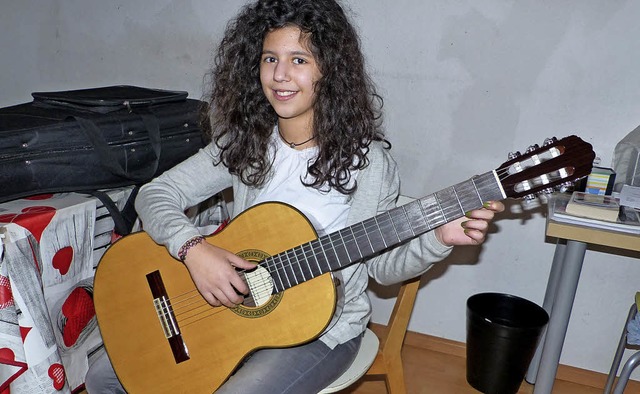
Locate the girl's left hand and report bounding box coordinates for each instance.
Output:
[435,201,505,246]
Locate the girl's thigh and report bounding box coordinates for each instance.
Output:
[216,334,362,394]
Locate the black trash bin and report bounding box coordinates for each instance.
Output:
[466,292,549,394]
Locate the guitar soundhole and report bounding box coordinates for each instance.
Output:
[232,249,283,318]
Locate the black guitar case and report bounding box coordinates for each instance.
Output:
[0,85,209,205]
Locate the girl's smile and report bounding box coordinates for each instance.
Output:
[260,26,322,145]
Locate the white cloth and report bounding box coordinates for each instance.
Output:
[252,130,354,237]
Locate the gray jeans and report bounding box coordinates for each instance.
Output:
[85,334,361,394]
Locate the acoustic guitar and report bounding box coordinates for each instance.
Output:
[93,135,594,393]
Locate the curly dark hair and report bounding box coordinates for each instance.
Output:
[203,0,387,194]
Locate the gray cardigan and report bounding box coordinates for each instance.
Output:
[135,140,452,348]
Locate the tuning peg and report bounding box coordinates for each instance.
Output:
[543,137,557,146]
[508,151,521,160]
[540,187,555,195]
[523,194,537,201]
[557,181,574,193]
[525,144,540,153]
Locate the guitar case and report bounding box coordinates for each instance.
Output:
[0,85,209,206]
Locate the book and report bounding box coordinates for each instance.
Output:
[565,192,620,222]
[549,193,640,234]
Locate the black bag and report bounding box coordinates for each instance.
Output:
[0,85,209,204]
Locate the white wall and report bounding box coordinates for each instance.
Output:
[3,0,639,381]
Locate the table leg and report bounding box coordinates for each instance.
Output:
[526,239,567,383]
[533,239,587,394]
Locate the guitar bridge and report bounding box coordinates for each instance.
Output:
[146,270,190,363]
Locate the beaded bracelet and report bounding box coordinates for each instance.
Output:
[177,236,205,262]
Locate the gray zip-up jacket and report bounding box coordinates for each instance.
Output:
[135,140,452,348]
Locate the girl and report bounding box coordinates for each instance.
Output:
[86,0,503,393]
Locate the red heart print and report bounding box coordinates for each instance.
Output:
[48,363,65,390]
[19,326,32,342]
[0,347,15,363]
[52,247,74,276]
[61,288,95,347]
[25,194,54,200]
[0,206,56,242]
[0,275,14,310]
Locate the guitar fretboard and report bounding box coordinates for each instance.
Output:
[263,170,504,293]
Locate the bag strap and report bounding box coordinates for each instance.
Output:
[73,111,161,182]
[87,186,140,236]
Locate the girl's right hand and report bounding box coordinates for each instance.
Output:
[182,241,256,308]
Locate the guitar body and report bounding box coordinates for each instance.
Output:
[94,202,337,393]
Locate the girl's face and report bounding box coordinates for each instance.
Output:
[260,26,322,134]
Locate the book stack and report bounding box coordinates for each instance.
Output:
[549,192,640,234]
[565,192,620,222]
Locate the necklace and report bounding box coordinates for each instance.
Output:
[278,128,316,148]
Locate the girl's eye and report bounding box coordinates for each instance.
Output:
[293,58,307,65]
[263,56,277,63]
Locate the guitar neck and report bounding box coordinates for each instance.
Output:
[264,170,505,293]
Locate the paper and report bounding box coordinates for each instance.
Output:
[620,184,640,209]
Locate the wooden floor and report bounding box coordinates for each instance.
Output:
[338,324,640,394]
[77,326,640,393]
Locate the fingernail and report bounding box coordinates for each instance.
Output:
[483,201,492,209]
[465,211,472,218]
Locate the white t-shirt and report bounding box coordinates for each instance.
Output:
[251,128,355,236]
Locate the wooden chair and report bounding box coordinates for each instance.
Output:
[319,276,422,394]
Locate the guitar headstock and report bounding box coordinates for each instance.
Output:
[496,135,595,200]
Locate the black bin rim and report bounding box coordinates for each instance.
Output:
[467,292,549,331]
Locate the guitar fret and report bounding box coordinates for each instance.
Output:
[282,251,299,282]
[376,211,400,248]
[267,256,286,292]
[316,237,334,272]
[451,185,465,216]
[405,201,429,234]
[277,254,294,288]
[457,180,483,213]
[363,216,387,252]
[284,255,300,286]
[421,194,445,228]
[414,198,433,232]
[351,222,374,257]
[305,241,323,277]
[435,187,461,222]
[390,206,414,240]
[290,248,308,282]
[347,226,364,260]
[337,230,350,262]
[320,236,338,269]
[329,231,351,262]
[299,242,319,278]
[470,176,483,202]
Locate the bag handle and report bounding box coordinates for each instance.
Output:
[73,111,161,182]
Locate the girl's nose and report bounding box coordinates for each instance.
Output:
[273,62,290,82]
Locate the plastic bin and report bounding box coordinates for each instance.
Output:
[466,293,549,394]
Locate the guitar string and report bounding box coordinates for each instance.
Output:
[169,170,510,313]
[169,164,559,326]
[169,170,514,325]
[170,174,507,313]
